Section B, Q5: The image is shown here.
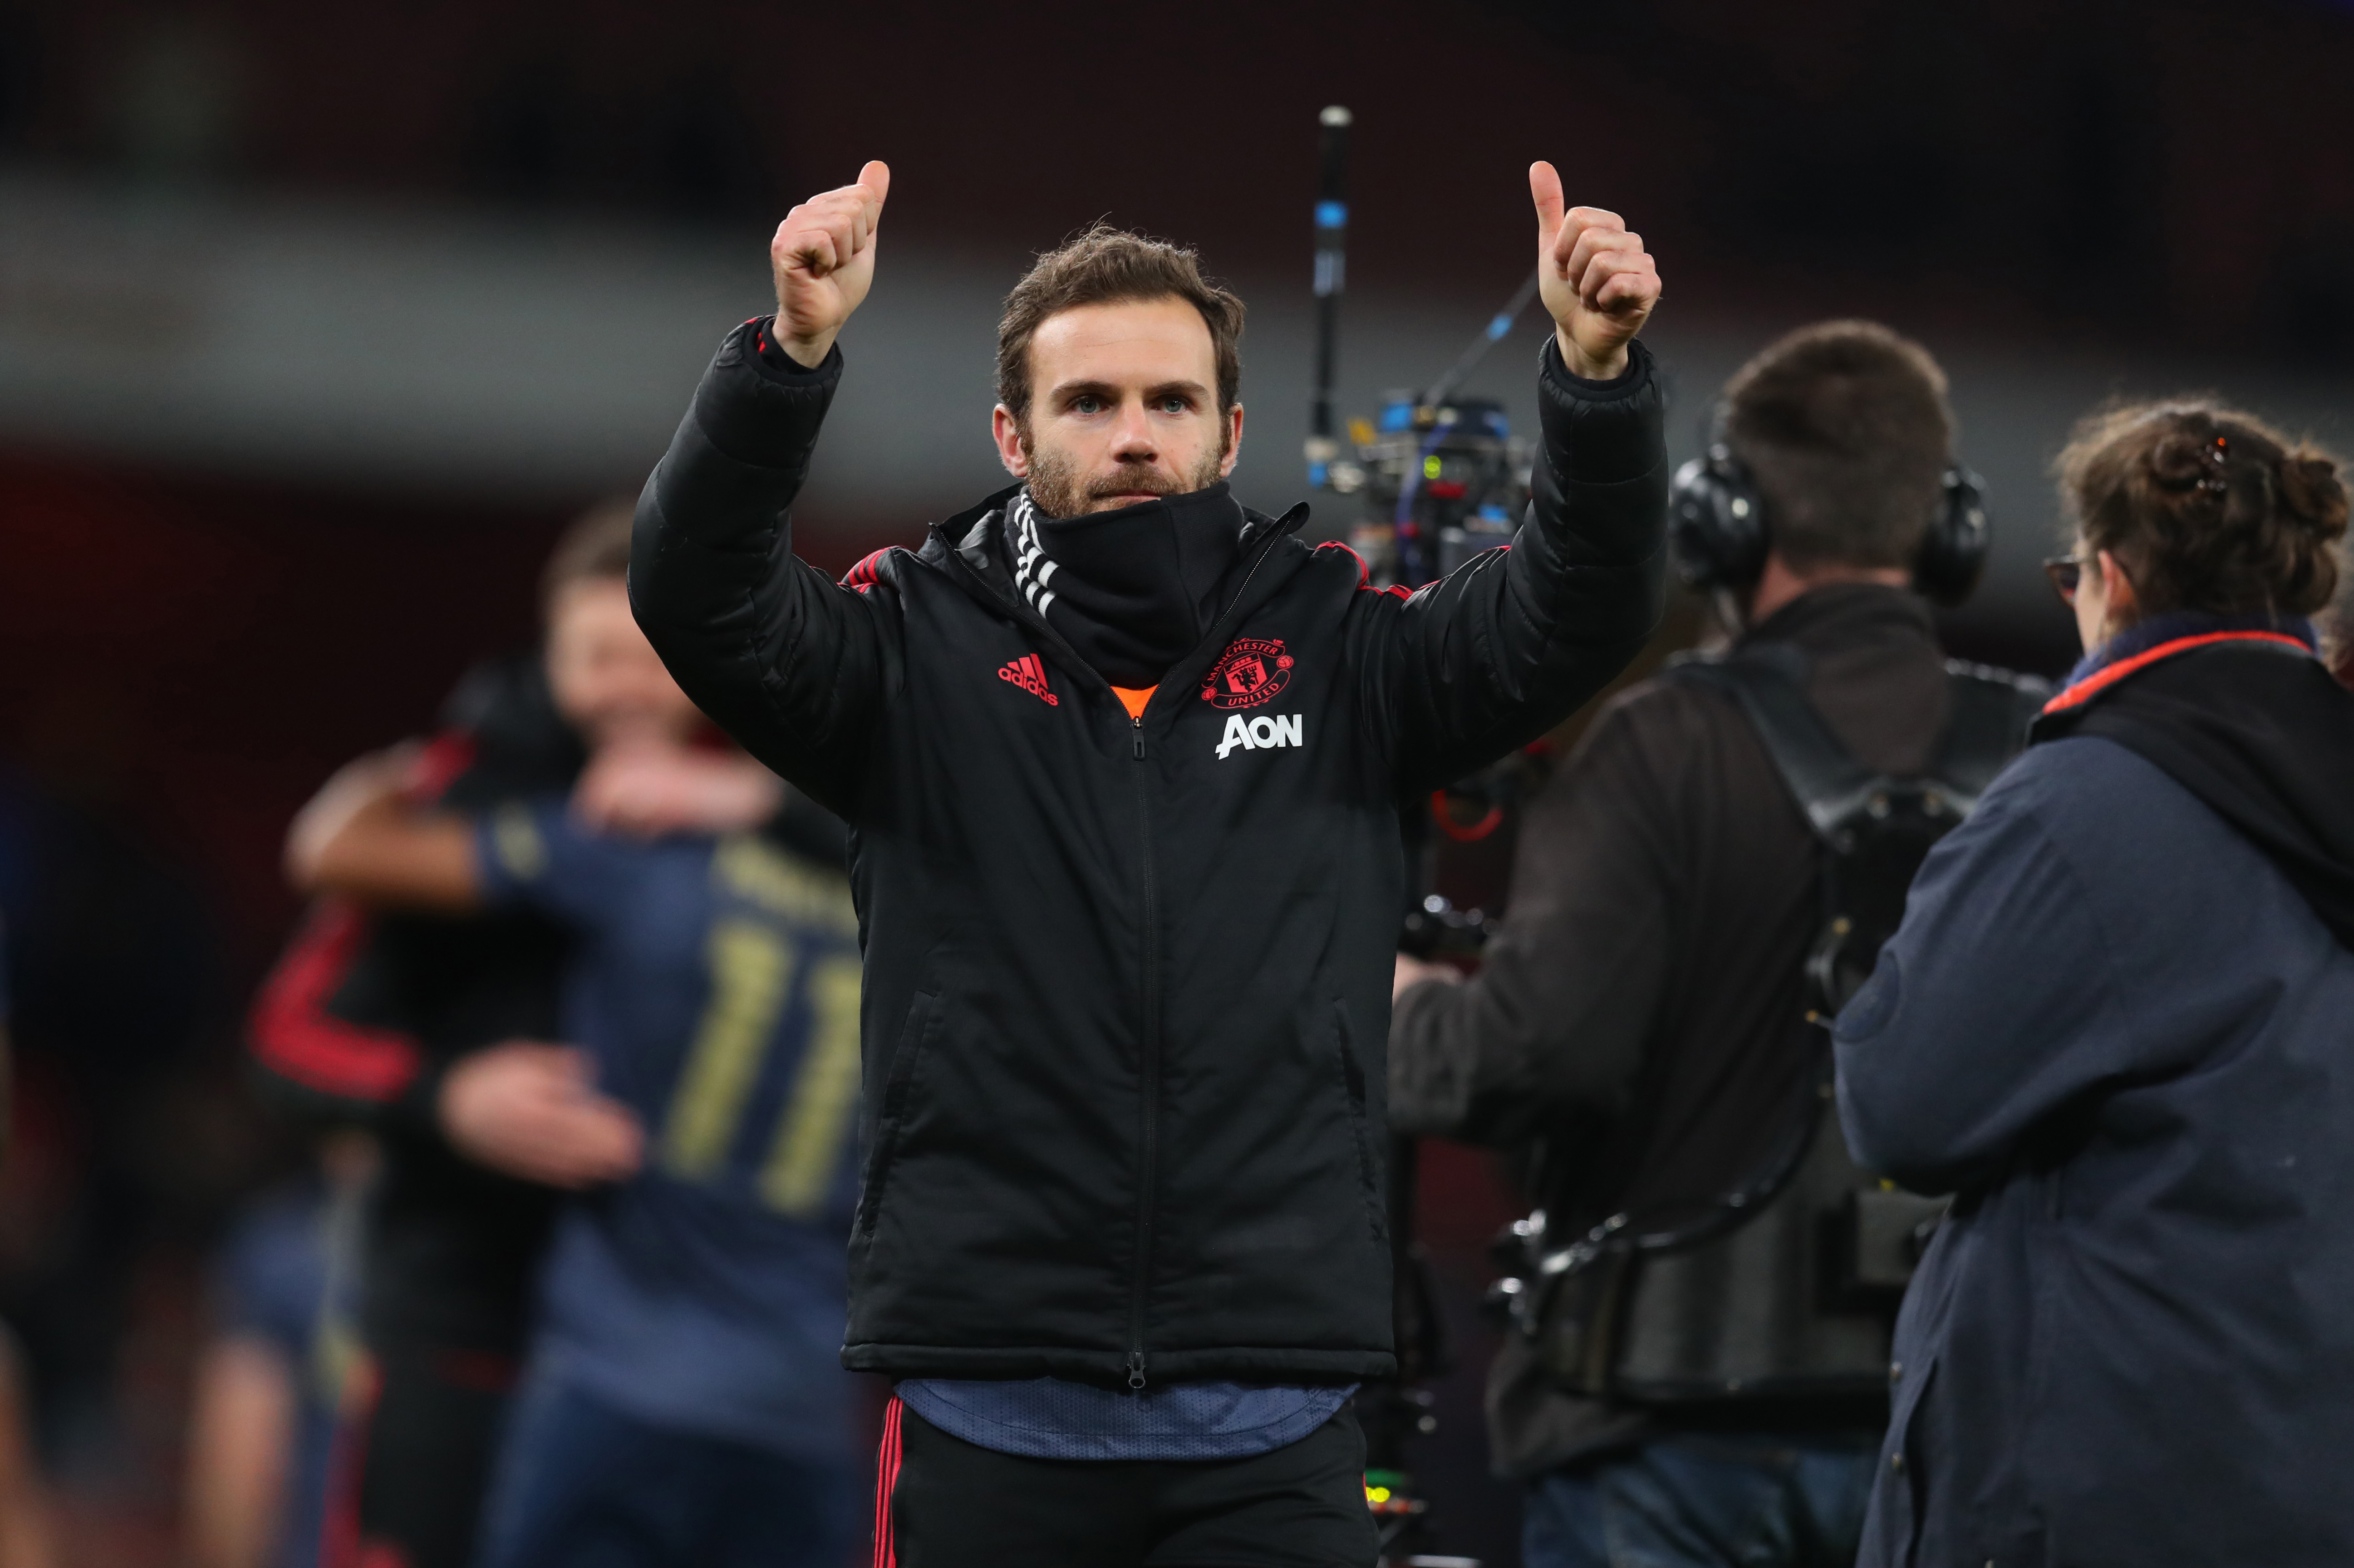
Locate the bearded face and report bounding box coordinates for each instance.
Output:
[1021,426,1229,519]
[992,298,1243,519]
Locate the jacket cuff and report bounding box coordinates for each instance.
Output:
[1535,335,1664,487]
[751,316,840,382]
[691,317,843,470]
[389,1053,455,1139]
[1548,335,1644,397]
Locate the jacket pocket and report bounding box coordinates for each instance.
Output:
[1331,1001,1388,1243]
[855,989,939,1238]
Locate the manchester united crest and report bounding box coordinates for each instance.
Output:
[1200,638,1295,710]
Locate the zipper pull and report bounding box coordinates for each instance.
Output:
[1132,715,1144,760]
[1125,1352,1147,1390]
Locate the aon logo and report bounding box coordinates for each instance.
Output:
[1216,712,1303,760]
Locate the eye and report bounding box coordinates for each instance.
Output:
[1157,395,1190,415]
[1071,394,1105,415]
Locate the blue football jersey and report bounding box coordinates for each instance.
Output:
[476,802,863,1458]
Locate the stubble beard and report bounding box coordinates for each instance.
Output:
[1022,431,1228,520]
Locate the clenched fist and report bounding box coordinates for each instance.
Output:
[770,159,891,369]
[1529,161,1660,380]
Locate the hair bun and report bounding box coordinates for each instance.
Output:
[2280,451,2351,543]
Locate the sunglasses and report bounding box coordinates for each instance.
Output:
[2043,555,2086,605]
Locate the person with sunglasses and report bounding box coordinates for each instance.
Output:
[1836,399,2354,1567]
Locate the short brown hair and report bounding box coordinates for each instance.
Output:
[1723,320,1956,571]
[541,498,637,617]
[996,224,1245,426]
[2057,399,2349,620]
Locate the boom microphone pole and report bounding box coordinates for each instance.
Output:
[1421,271,1540,411]
[1298,105,1485,1568]
[1306,104,1351,489]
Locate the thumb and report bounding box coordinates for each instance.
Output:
[1528,160,1565,240]
[858,159,891,217]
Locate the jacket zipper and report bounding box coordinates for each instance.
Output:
[1128,709,1155,1390]
[1121,530,1291,1392]
[934,509,1300,1392]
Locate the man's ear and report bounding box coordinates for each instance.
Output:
[992,405,1031,477]
[1219,402,1244,478]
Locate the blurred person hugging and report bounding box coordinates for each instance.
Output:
[288,505,864,1568]
[250,504,782,1568]
[1389,322,2046,1568]
[1835,402,2354,1568]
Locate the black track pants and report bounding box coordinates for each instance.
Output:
[872,1395,1378,1568]
[326,1338,519,1568]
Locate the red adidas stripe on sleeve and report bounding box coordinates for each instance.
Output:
[247,728,478,1104]
[841,549,891,590]
[248,901,423,1103]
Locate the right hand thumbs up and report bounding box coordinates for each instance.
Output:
[770,160,890,369]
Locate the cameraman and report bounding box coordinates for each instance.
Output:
[1390,322,2030,1568]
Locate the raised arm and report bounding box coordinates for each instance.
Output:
[285,748,482,911]
[629,162,900,819]
[1376,167,1669,794]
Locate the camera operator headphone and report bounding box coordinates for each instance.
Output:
[1668,417,1991,608]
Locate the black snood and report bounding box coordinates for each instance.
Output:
[1007,484,1249,688]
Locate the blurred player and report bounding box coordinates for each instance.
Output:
[0,922,59,1568]
[0,1329,54,1568]
[183,1132,374,1568]
[253,506,780,1568]
[288,549,865,1568]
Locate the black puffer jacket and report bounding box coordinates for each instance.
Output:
[630,319,1667,1385]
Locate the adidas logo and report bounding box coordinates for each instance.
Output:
[998,654,1058,706]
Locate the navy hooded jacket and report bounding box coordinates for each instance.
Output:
[1834,634,2354,1568]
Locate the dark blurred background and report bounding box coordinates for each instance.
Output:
[2,2,2351,1562]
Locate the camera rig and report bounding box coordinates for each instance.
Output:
[1310,311,1543,598]
[1302,101,1551,919]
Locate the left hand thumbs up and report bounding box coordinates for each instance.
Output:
[1530,161,1660,379]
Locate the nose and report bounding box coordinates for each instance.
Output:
[1109,398,1159,464]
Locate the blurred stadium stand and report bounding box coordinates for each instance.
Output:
[7,167,2353,669]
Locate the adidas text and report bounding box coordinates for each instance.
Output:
[1216,713,1303,760]
[998,655,1058,706]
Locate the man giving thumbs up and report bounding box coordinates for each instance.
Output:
[629,159,1665,1568]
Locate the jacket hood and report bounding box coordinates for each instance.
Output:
[2033,617,2354,950]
